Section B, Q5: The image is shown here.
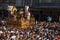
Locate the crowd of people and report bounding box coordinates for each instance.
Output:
[0,19,60,40]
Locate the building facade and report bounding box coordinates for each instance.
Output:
[0,0,60,21]
[15,0,60,7]
[0,0,60,8]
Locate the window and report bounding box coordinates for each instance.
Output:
[55,0,60,3]
[32,0,39,6]
[24,0,31,6]
[16,0,22,6]
[51,0,60,3]
[24,0,29,5]
[41,0,51,3]
[6,0,15,5]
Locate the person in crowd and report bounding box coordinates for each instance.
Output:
[0,21,60,40]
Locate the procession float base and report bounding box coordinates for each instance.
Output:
[6,18,35,29]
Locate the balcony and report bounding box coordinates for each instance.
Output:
[31,3,60,8]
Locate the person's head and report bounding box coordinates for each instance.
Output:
[0,33,2,36]
[3,32,6,36]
